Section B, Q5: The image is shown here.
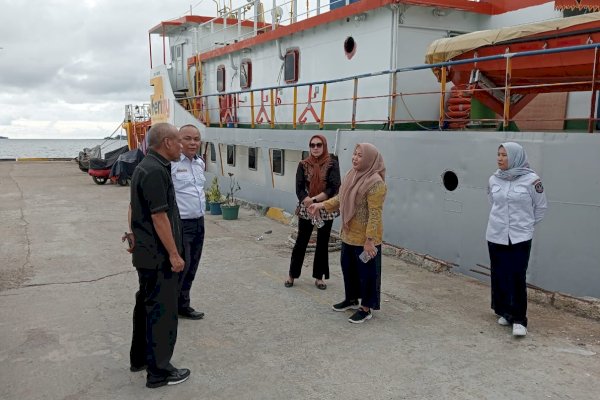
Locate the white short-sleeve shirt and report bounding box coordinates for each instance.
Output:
[486,172,547,245]
[171,154,206,219]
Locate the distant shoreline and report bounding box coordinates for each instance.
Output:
[0,136,8,139]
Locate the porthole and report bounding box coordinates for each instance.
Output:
[344,36,356,59]
[442,170,458,191]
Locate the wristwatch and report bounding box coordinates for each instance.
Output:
[312,198,318,203]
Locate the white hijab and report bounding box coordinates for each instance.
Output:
[494,142,535,181]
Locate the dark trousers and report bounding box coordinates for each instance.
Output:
[340,243,382,310]
[289,217,333,280]
[130,266,179,378]
[488,239,532,327]
[179,217,205,310]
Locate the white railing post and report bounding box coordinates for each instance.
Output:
[317,0,321,15]
[272,0,277,30]
[254,0,259,36]
[293,0,297,23]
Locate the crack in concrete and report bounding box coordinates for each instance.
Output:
[8,164,32,271]
[15,270,134,289]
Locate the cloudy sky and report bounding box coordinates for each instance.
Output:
[0,0,219,139]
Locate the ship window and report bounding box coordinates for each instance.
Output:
[344,36,356,59]
[210,143,216,162]
[217,65,226,92]
[227,144,236,166]
[248,147,257,170]
[272,149,284,175]
[240,59,252,89]
[284,49,299,83]
[301,150,309,160]
[442,170,458,191]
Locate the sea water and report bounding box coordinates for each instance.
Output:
[0,139,127,159]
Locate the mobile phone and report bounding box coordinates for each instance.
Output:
[359,247,377,263]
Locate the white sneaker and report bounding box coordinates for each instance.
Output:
[512,323,527,337]
[497,317,510,326]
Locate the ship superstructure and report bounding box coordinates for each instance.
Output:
[132,1,600,299]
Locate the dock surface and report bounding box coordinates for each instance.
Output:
[1,161,599,400]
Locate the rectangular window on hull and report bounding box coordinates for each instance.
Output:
[240,59,252,89]
[227,144,236,166]
[217,65,226,92]
[248,147,257,170]
[272,149,284,175]
[284,49,299,83]
[210,143,216,162]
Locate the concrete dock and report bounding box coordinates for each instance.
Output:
[1,161,599,400]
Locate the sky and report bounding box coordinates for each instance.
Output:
[0,0,220,139]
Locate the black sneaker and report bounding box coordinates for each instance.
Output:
[146,368,191,388]
[348,309,372,324]
[332,299,359,312]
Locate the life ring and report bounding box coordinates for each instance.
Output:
[449,122,467,129]
[446,110,470,119]
[448,97,471,105]
[448,104,471,112]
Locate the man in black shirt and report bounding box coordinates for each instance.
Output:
[126,122,191,388]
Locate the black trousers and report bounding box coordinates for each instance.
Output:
[179,217,205,310]
[340,243,382,310]
[289,217,333,280]
[488,239,532,327]
[130,266,179,378]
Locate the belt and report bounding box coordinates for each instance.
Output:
[181,216,204,221]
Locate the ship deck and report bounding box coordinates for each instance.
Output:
[1,161,599,399]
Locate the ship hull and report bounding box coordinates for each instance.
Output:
[198,125,600,299]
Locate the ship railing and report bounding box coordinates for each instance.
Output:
[193,0,339,54]
[174,42,600,133]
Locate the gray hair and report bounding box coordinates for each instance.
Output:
[147,123,177,148]
[179,124,200,134]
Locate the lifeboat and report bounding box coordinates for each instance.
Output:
[426,13,600,116]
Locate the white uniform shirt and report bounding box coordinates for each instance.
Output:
[171,154,206,219]
[486,172,547,245]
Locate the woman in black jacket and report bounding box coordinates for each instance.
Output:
[285,134,341,290]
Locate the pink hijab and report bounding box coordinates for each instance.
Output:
[338,143,385,231]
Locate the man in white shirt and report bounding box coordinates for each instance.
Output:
[171,125,206,320]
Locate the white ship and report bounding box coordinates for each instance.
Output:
[124,0,600,301]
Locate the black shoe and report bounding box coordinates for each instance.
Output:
[130,364,147,372]
[348,309,372,324]
[178,307,204,320]
[332,299,359,312]
[146,368,191,388]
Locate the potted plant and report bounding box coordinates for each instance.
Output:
[221,173,241,220]
[206,176,223,215]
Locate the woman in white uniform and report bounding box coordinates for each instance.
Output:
[486,142,547,337]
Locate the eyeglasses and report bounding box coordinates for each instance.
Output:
[309,142,323,148]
